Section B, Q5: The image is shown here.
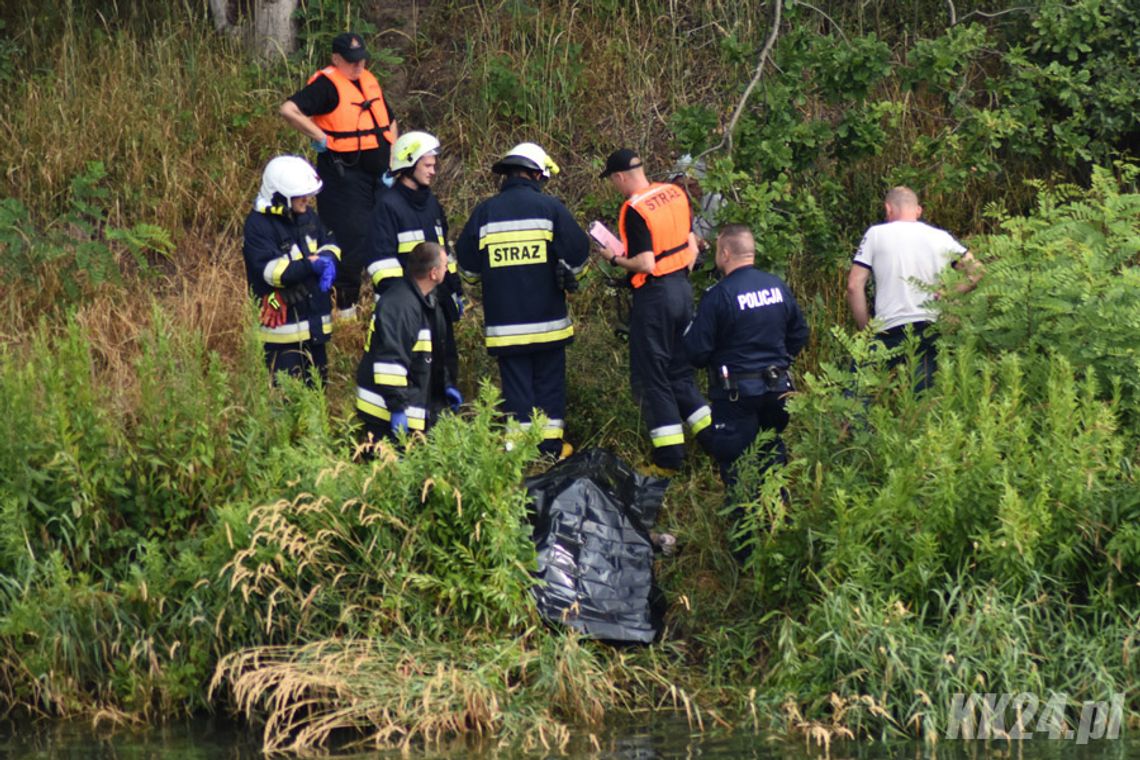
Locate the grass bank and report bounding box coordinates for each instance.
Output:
[1,0,1139,753]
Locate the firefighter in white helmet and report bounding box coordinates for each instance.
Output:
[366,130,464,387]
[455,142,589,458]
[242,155,340,385]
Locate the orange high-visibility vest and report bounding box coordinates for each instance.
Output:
[618,182,696,289]
[308,66,394,152]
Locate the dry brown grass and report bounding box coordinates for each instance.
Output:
[29,234,253,416]
[211,638,564,753]
[0,19,283,236]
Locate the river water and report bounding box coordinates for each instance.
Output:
[0,714,1134,758]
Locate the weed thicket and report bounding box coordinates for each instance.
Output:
[1,0,1139,751]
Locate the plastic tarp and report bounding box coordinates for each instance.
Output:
[526,448,668,643]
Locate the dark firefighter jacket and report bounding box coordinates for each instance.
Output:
[366,182,463,321]
[683,266,810,399]
[242,198,340,345]
[354,274,449,431]
[455,176,590,356]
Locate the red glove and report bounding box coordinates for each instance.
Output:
[260,292,287,328]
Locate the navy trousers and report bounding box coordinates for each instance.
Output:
[878,321,937,392]
[316,154,380,312]
[705,393,789,488]
[629,273,711,469]
[498,346,567,457]
[264,341,328,387]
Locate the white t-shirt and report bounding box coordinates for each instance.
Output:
[853,221,966,332]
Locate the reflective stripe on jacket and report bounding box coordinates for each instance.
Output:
[242,200,338,345]
[308,66,393,153]
[366,183,461,312]
[619,182,695,289]
[354,276,448,429]
[454,177,589,356]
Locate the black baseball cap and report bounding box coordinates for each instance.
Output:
[332,32,369,63]
[599,148,643,178]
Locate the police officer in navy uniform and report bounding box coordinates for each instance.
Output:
[599,148,712,474]
[366,131,463,386]
[456,143,589,457]
[355,242,459,445]
[280,32,398,319]
[242,155,340,386]
[684,224,809,489]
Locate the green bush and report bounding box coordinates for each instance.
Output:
[735,170,1140,733]
[3,0,1140,746]
[945,166,1140,412]
[222,383,542,641]
[0,300,330,715]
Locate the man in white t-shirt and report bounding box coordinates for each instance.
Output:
[846,186,979,390]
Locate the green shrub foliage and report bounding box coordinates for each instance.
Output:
[2,0,1140,746]
[221,384,541,641]
[736,172,1140,732]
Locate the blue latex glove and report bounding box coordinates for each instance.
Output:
[452,292,465,318]
[309,257,331,293]
[317,254,337,293]
[390,410,409,435]
[444,385,463,412]
[311,135,328,153]
[381,171,397,189]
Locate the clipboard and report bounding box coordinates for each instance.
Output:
[588,220,626,259]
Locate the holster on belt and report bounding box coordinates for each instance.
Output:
[715,366,792,394]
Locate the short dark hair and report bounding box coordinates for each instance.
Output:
[408,241,443,279]
[717,224,755,258]
[503,166,542,181]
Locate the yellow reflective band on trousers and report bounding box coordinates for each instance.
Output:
[484,317,573,348]
[650,423,685,448]
[258,315,333,344]
[685,405,712,434]
[543,419,565,440]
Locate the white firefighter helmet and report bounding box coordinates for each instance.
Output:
[491,142,560,178]
[390,131,441,173]
[259,155,322,204]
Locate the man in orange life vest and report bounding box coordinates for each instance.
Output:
[280,32,398,319]
[599,148,713,474]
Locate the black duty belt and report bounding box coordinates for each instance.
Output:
[728,368,787,383]
[645,268,688,284]
[716,365,790,396]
